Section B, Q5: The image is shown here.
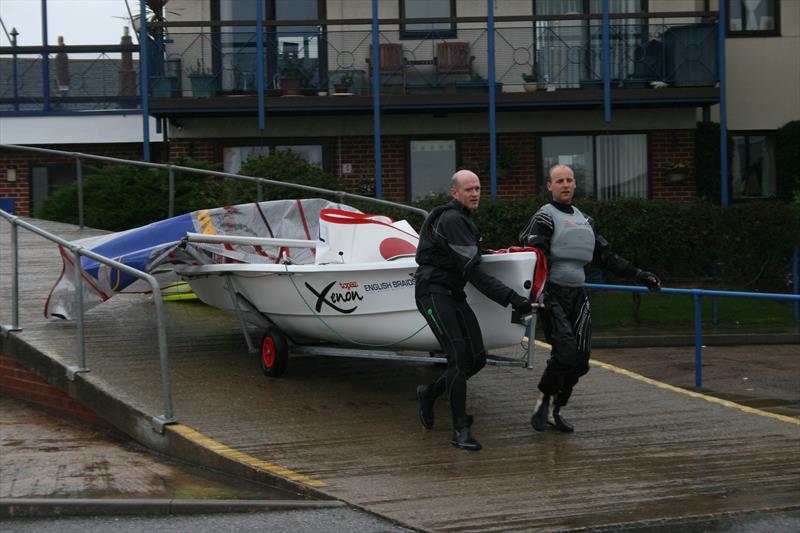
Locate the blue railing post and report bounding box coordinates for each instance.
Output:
[11,28,20,111]
[41,0,50,113]
[693,294,703,391]
[256,0,265,130]
[139,0,151,162]
[602,0,611,125]
[718,0,729,207]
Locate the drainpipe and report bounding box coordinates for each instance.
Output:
[371,0,382,198]
[487,0,497,199]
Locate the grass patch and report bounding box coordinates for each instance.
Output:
[590,291,797,332]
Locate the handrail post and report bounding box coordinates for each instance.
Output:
[693,293,703,391]
[168,165,175,218]
[257,182,263,203]
[75,156,84,229]
[1,220,22,336]
[149,276,176,433]
[66,247,90,380]
[11,220,19,330]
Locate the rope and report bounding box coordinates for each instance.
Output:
[283,263,429,348]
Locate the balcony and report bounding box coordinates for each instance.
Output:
[0,41,142,115]
[0,12,720,117]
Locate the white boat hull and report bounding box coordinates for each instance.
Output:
[179,252,536,351]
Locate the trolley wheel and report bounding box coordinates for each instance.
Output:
[260,327,288,378]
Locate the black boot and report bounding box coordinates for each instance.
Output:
[416,385,434,430]
[451,425,482,451]
[530,393,550,432]
[548,405,574,433]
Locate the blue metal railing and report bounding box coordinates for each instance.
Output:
[586,283,800,392]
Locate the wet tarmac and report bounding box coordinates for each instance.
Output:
[0,395,302,502]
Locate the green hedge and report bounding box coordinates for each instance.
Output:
[473,197,798,288]
[37,154,798,288]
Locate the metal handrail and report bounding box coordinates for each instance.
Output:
[0,209,176,434]
[585,283,800,391]
[0,144,429,229]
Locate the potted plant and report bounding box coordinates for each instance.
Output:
[334,72,354,94]
[187,60,216,98]
[279,56,312,96]
[664,161,689,182]
[521,72,538,92]
[150,74,179,98]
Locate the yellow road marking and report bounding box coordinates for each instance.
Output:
[533,340,799,425]
[170,424,327,488]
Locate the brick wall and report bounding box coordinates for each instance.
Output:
[0,352,111,429]
[650,129,697,201]
[461,133,539,199]
[335,135,408,201]
[154,130,699,204]
[168,139,217,163]
[0,143,156,217]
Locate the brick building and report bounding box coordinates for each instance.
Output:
[2,0,798,215]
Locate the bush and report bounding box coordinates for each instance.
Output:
[234,150,348,203]
[36,159,221,231]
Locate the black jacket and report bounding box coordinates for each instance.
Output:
[415,200,516,306]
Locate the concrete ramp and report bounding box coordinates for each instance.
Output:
[1,219,798,532]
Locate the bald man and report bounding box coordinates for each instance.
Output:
[414,169,533,451]
[520,164,660,433]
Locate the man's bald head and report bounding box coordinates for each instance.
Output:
[450,169,479,191]
[450,169,481,210]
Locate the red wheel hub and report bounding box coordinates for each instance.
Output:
[262,336,275,368]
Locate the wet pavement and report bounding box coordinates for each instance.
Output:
[0,395,300,502]
[1,218,799,532]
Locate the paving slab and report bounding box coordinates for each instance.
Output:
[1,218,799,532]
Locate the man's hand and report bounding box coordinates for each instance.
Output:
[509,293,533,314]
[636,270,661,291]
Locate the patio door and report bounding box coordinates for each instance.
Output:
[217,0,325,92]
[534,0,644,88]
[270,0,324,91]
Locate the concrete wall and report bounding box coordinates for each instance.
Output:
[709,0,800,130]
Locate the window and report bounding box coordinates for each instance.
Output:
[730,133,776,199]
[222,144,323,174]
[400,0,456,39]
[409,139,456,200]
[728,0,779,36]
[541,133,648,200]
[30,164,98,214]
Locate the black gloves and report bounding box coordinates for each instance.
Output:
[509,293,533,313]
[636,269,661,291]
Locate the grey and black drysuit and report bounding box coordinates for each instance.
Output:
[519,201,640,407]
[415,200,527,429]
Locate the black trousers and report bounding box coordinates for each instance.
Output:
[538,283,592,407]
[416,288,487,428]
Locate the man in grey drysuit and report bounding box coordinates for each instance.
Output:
[520,164,660,432]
